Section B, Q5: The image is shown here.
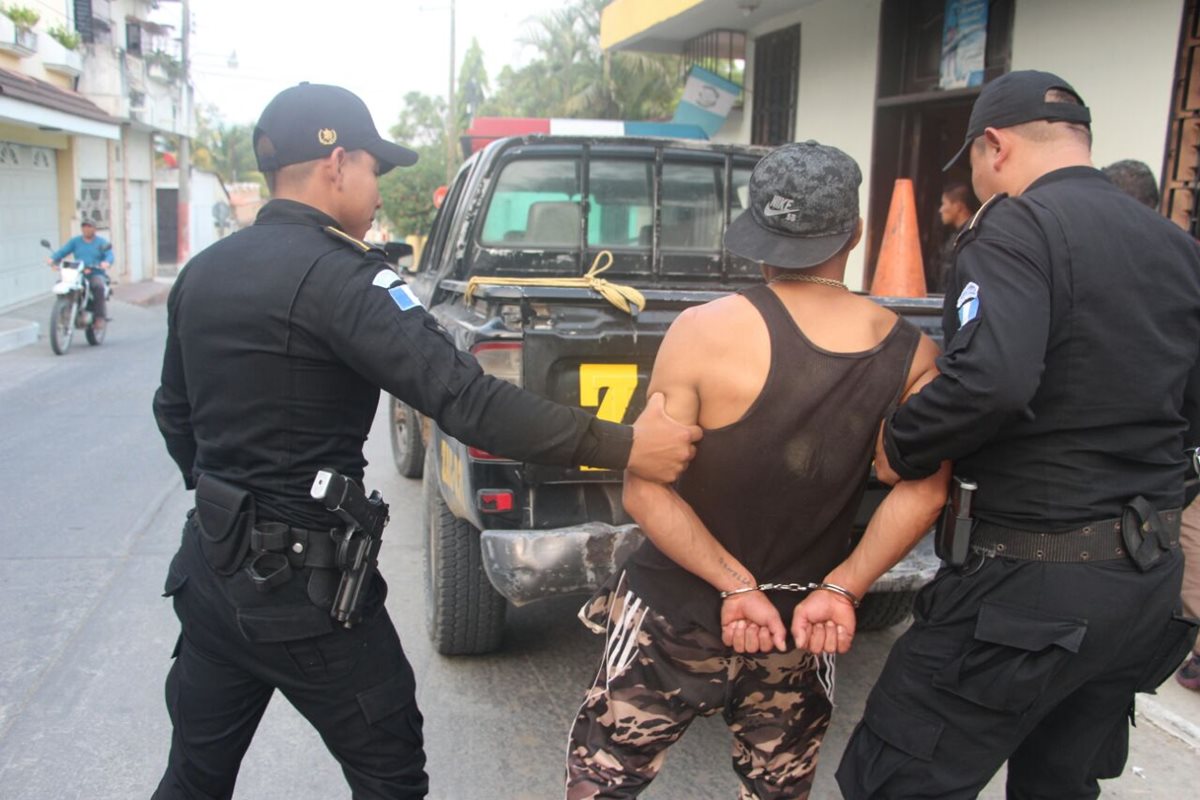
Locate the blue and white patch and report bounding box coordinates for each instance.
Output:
[371,267,423,311]
[371,268,399,289]
[388,284,423,312]
[956,281,980,326]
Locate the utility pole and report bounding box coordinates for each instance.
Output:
[177,0,191,266]
[445,0,455,185]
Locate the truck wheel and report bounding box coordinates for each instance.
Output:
[857,591,916,631]
[422,448,506,655]
[389,396,425,479]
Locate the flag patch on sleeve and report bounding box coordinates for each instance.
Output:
[388,284,423,311]
[956,281,980,326]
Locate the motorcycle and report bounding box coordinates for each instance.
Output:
[41,239,111,355]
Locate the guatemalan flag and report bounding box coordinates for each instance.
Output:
[672,66,742,138]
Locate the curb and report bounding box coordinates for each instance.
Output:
[0,318,38,354]
[112,279,172,307]
[1138,692,1200,752]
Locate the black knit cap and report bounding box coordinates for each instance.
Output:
[943,69,1090,171]
[253,83,417,175]
[724,140,861,270]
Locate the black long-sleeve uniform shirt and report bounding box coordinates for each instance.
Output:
[153,200,632,528]
[884,167,1200,527]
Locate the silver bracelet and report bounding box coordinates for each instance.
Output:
[816,582,861,608]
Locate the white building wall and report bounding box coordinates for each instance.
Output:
[740,0,882,289]
[1012,0,1182,184]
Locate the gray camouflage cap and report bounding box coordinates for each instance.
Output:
[724,140,861,270]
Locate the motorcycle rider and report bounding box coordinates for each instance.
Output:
[47,220,113,330]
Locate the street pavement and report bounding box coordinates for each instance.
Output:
[0,294,1196,799]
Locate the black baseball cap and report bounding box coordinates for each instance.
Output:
[253,83,417,174]
[943,70,1090,171]
[724,140,861,270]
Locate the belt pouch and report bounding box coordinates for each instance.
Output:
[1121,496,1169,572]
[195,473,255,576]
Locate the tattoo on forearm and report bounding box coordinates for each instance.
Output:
[719,557,751,588]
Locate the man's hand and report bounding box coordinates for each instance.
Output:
[100,261,111,270]
[874,420,900,485]
[791,591,856,655]
[721,591,787,654]
[627,392,701,483]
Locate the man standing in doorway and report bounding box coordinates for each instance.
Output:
[935,181,979,292]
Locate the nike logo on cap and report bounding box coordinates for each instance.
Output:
[763,195,798,217]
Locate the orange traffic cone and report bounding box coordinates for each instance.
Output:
[870,178,927,297]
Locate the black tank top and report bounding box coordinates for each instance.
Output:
[623,284,921,633]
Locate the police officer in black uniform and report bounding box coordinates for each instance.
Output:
[833,71,1200,798]
[150,82,700,800]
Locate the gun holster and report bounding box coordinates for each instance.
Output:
[935,477,977,568]
[1121,496,1175,572]
[194,474,255,576]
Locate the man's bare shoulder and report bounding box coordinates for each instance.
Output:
[672,293,758,335]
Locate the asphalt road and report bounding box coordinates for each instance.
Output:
[0,295,1194,799]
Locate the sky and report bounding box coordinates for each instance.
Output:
[160,0,566,129]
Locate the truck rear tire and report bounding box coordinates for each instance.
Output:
[857,590,916,631]
[389,396,425,479]
[422,448,506,655]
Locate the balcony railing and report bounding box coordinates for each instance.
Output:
[41,36,83,77]
[0,15,37,57]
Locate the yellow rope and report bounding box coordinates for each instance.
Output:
[464,250,646,316]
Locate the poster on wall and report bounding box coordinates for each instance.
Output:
[939,0,988,90]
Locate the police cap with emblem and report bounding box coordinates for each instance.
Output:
[254,82,418,174]
[943,70,1090,171]
[723,140,861,270]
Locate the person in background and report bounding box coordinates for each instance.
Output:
[1100,159,1160,209]
[935,181,980,292]
[47,220,113,330]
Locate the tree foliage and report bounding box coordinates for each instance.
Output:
[191,104,264,191]
[378,0,682,237]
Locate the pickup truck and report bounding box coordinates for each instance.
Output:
[390,134,944,655]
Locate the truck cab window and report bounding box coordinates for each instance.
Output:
[480,159,581,247]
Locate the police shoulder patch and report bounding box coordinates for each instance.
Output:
[956,280,980,326]
[388,283,423,311]
[371,267,399,289]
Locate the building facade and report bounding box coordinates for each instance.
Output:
[0,0,193,312]
[601,0,1186,291]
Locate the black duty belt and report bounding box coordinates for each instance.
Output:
[246,522,339,592]
[972,508,1181,564]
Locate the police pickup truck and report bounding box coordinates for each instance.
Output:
[390,134,943,655]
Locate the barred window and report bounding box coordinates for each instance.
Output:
[79,180,111,228]
[682,30,746,96]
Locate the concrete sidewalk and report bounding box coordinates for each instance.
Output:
[1140,659,1200,751]
[0,278,173,355]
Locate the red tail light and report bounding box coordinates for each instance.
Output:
[471,341,522,387]
[477,489,515,513]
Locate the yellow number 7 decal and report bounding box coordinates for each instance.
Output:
[579,363,638,470]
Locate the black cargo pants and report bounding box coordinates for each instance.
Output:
[153,516,427,800]
[836,547,1190,800]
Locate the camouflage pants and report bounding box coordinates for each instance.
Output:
[565,573,834,800]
